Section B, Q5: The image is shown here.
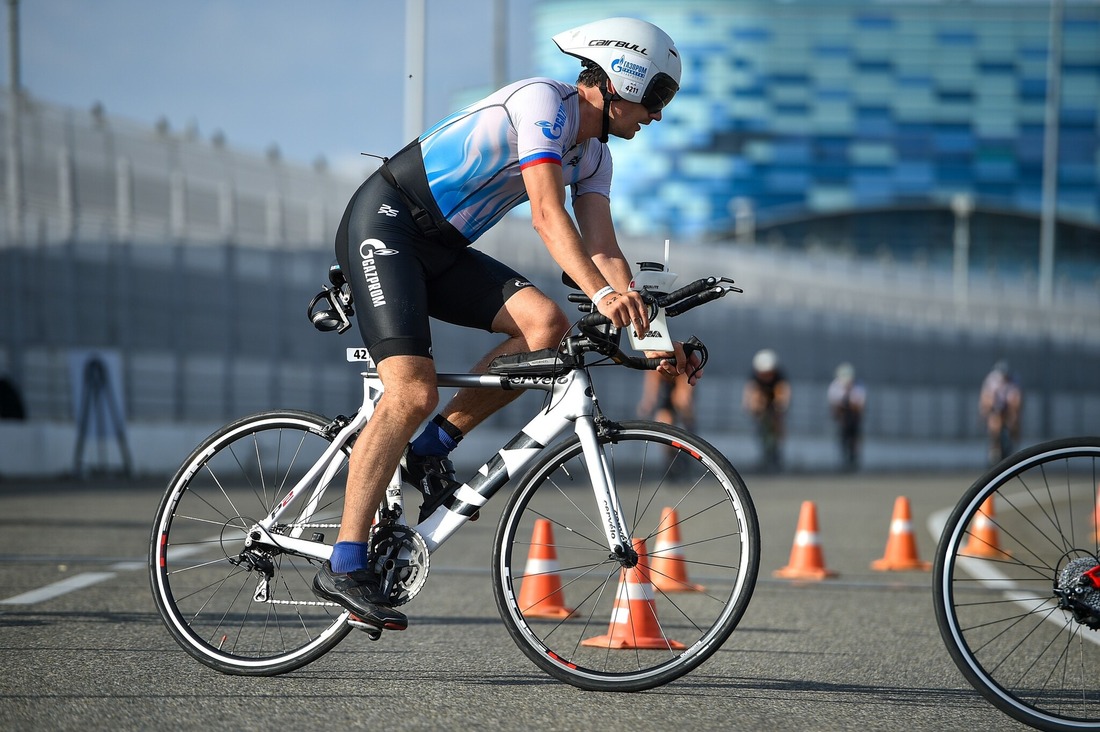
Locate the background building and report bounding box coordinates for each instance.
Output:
[536,0,1100,285]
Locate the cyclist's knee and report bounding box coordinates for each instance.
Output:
[496,290,569,350]
[518,302,570,350]
[377,357,440,422]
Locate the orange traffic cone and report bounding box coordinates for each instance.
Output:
[582,538,686,650]
[650,507,705,592]
[773,501,838,580]
[1093,487,1100,541]
[961,496,1006,558]
[517,519,573,619]
[871,496,931,571]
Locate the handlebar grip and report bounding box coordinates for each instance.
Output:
[579,311,612,328]
[657,278,717,308]
[665,286,727,317]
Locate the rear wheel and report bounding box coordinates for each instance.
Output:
[493,420,759,691]
[934,437,1100,730]
[149,410,352,676]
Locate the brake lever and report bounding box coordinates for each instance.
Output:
[681,336,709,380]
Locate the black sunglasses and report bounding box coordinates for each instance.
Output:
[641,73,679,114]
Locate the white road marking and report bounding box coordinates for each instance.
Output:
[1,572,117,605]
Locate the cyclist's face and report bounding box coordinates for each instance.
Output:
[609,98,662,140]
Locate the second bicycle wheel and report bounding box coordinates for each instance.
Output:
[150,410,352,676]
[492,420,759,691]
[934,437,1100,731]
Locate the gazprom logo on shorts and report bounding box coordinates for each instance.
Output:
[610,55,648,81]
[536,102,567,140]
[358,238,396,308]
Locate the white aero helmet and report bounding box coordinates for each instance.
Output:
[753,349,778,373]
[553,17,681,140]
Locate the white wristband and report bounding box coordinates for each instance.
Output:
[592,285,616,304]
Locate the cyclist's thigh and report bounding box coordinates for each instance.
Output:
[426,247,534,332]
[338,177,441,361]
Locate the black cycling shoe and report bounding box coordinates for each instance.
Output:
[401,444,478,523]
[311,562,408,631]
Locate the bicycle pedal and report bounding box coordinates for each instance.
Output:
[347,614,383,640]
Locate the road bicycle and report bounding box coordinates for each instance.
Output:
[934,436,1100,730]
[149,263,760,691]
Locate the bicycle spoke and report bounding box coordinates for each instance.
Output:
[494,421,759,691]
[935,438,1100,728]
[151,412,351,676]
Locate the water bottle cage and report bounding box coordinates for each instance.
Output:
[308,284,355,334]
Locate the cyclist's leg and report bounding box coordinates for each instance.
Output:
[322,173,454,625]
[336,174,444,544]
[425,250,570,436]
[336,355,439,543]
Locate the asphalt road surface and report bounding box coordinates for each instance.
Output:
[0,469,1032,731]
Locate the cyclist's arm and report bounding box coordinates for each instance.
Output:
[775,380,792,410]
[573,190,699,380]
[573,192,633,291]
[522,162,647,332]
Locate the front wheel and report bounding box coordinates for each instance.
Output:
[492,420,759,691]
[149,410,352,676]
[934,436,1100,730]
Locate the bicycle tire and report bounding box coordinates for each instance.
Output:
[492,420,759,691]
[934,436,1100,731]
[150,410,353,676]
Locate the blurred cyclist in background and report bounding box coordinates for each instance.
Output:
[979,359,1022,464]
[742,349,790,472]
[827,362,866,471]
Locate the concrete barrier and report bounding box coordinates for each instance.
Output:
[0,420,992,480]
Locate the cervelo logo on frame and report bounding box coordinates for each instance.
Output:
[536,102,567,140]
[358,238,397,308]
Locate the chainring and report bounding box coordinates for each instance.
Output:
[368,525,430,607]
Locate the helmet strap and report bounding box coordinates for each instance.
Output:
[599,80,618,144]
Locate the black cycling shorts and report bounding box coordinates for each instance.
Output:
[335,173,532,363]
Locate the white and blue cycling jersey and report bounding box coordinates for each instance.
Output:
[418,77,613,243]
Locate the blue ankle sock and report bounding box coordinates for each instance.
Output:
[329,541,372,574]
[411,416,461,457]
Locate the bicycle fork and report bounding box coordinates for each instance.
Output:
[574,416,636,564]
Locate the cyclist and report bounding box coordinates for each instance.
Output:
[637,369,696,474]
[979,359,1022,464]
[741,349,790,472]
[826,362,866,471]
[312,17,696,632]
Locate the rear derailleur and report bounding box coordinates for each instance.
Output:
[1054,554,1100,629]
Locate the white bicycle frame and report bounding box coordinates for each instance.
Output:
[246,351,634,561]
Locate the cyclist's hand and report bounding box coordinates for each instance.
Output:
[646,341,704,386]
[596,289,649,336]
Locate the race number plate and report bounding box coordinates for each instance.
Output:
[346,348,375,366]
